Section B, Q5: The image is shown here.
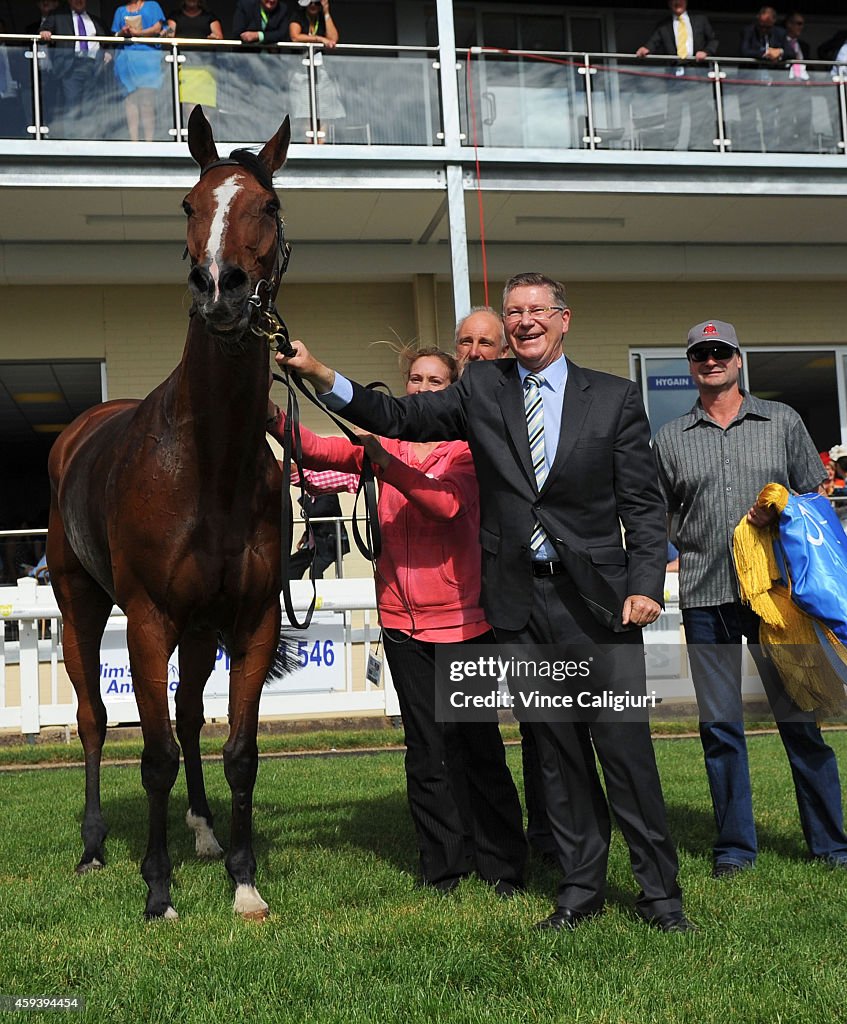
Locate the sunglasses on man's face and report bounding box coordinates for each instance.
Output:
[688,344,737,363]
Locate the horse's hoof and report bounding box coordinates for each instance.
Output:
[75,857,104,875]
[240,908,269,922]
[233,884,269,920]
[145,905,179,922]
[185,810,224,860]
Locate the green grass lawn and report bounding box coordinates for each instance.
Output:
[2,734,847,1024]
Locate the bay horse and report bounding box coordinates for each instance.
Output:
[46,108,292,921]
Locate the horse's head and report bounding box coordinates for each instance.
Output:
[183,107,291,339]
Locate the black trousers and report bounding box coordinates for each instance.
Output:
[495,574,682,919]
[383,630,527,888]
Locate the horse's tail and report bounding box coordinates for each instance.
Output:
[216,628,299,684]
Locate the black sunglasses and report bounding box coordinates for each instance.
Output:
[688,343,737,363]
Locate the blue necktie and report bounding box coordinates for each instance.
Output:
[524,373,548,553]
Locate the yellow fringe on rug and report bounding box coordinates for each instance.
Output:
[732,483,846,715]
[732,484,788,627]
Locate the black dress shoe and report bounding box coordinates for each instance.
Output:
[418,876,462,895]
[535,906,602,931]
[647,911,698,933]
[493,880,525,900]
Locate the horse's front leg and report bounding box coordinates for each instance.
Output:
[126,610,182,920]
[224,602,281,920]
[176,630,224,860]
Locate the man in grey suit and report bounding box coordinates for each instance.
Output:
[278,272,693,933]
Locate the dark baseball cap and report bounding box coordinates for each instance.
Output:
[686,320,740,352]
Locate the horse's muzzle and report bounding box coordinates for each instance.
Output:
[188,264,252,335]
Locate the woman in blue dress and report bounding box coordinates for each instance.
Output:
[112,0,167,141]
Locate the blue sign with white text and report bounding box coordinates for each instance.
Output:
[648,376,696,391]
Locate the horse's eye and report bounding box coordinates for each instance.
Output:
[266,200,280,216]
[182,200,193,217]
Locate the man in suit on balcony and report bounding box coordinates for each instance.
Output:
[635,0,719,152]
[39,0,110,139]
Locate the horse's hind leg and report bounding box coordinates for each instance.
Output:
[47,520,114,872]
[126,611,181,920]
[176,631,223,860]
[224,605,280,920]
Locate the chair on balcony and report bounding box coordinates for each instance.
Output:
[325,121,372,145]
[629,109,667,150]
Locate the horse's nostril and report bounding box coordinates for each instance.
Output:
[220,267,248,294]
[189,266,213,294]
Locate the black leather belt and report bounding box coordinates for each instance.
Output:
[532,559,566,577]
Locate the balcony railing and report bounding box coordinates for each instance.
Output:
[1,34,846,157]
[0,35,442,146]
[459,49,847,155]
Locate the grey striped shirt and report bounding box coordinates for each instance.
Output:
[653,392,824,609]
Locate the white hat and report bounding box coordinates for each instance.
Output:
[829,444,847,462]
[298,0,319,6]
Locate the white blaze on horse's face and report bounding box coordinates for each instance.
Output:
[205,179,243,302]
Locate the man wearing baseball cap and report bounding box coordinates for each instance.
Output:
[653,320,847,878]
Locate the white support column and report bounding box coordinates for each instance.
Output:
[435,0,471,321]
[445,165,471,321]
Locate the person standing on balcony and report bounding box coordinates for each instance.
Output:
[26,0,58,34]
[39,0,110,139]
[230,0,291,139]
[779,12,813,149]
[653,319,847,878]
[634,0,719,152]
[738,6,791,151]
[166,1,223,128]
[232,0,290,45]
[783,12,810,60]
[288,0,343,143]
[112,0,167,142]
[636,0,718,64]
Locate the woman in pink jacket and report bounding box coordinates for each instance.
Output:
[268,347,526,894]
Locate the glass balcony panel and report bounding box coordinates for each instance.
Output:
[196,47,302,145]
[459,55,578,149]
[0,42,31,139]
[32,39,173,142]
[196,49,440,147]
[590,61,718,152]
[312,54,442,146]
[721,65,843,155]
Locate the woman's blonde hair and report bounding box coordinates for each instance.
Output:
[374,341,459,383]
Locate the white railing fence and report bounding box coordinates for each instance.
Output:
[1,573,769,738]
[0,576,398,737]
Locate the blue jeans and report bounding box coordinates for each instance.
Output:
[682,603,847,866]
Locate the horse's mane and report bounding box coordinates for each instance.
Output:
[227,149,276,195]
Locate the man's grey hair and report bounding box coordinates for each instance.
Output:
[502,273,568,311]
[454,305,506,347]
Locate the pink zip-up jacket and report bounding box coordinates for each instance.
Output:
[275,418,488,638]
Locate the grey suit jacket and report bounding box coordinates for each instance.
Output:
[342,358,667,633]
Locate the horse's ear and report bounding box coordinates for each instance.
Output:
[187,106,219,170]
[257,116,291,177]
